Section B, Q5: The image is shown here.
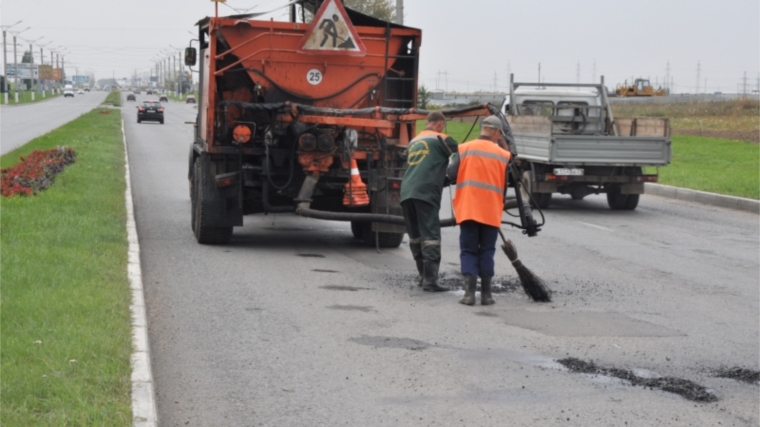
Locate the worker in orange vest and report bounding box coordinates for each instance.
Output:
[447,115,511,305]
[400,111,459,292]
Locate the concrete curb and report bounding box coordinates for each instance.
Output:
[122,117,158,426]
[645,183,759,214]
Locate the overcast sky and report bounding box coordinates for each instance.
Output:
[3,0,759,93]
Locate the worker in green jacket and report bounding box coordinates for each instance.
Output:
[400,111,459,292]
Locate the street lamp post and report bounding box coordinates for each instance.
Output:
[22,36,43,100]
[1,20,22,104]
[38,41,51,97]
[9,26,29,103]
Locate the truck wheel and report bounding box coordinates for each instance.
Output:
[607,187,638,210]
[350,221,364,239]
[521,171,551,209]
[623,194,640,210]
[360,223,404,248]
[192,158,233,244]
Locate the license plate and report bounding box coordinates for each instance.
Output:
[553,168,584,176]
[147,109,155,112]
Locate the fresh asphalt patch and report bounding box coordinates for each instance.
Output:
[712,367,760,385]
[557,357,718,402]
[378,270,521,294]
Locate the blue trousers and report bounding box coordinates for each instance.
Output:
[459,220,499,277]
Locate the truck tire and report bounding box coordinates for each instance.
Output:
[350,221,364,239]
[360,222,404,248]
[192,158,233,244]
[607,187,638,210]
[521,170,551,209]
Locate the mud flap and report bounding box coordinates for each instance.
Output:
[198,154,243,228]
[371,177,406,234]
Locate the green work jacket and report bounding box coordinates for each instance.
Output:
[400,129,459,208]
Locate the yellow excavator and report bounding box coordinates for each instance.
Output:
[615,78,667,97]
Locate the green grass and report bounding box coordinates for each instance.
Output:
[645,135,759,199]
[3,89,62,105]
[1,108,132,425]
[167,90,196,102]
[103,89,121,107]
[417,119,481,143]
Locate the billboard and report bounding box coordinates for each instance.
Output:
[72,75,89,83]
[38,65,54,80]
[6,63,39,79]
[53,68,62,81]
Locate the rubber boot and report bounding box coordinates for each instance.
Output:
[422,261,448,292]
[415,259,424,287]
[459,275,477,306]
[481,276,495,305]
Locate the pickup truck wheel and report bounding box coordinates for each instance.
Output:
[607,187,637,210]
[521,171,551,209]
[193,158,233,244]
[623,194,640,210]
[360,222,404,248]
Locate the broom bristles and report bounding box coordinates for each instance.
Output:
[513,261,552,302]
[501,239,552,303]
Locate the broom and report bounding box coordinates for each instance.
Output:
[498,230,552,302]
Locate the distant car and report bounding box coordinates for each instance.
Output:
[84,87,90,92]
[64,89,74,98]
[137,100,164,124]
[146,89,153,95]
[159,95,169,102]
[186,95,196,104]
[134,89,141,94]
[127,94,136,101]
[77,89,85,94]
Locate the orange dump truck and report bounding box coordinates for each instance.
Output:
[185,0,514,246]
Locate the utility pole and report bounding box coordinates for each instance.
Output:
[665,60,670,92]
[695,61,700,94]
[395,0,403,25]
[742,71,748,96]
[538,62,541,88]
[576,61,580,84]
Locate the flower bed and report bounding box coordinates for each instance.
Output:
[1,147,77,197]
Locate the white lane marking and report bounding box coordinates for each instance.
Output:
[123,116,158,427]
[577,221,614,232]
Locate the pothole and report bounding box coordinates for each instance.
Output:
[327,305,374,312]
[713,367,760,384]
[349,335,430,351]
[380,271,520,294]
[557,358,717,402]
[320,285,371,291]
[297,253,325,258]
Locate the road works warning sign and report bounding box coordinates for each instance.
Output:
[296,0,366,56]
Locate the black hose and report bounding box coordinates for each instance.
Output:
[264,142,295,190]
[261,158,296,213]
[295,205,457,227]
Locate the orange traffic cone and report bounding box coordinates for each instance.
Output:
[343,158,370,207]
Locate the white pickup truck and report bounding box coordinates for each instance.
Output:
[502,76,671,210]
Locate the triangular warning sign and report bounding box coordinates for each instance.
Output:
[296,0,367,56]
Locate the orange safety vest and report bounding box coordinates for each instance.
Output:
[452,138,511,228]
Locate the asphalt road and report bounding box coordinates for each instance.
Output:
[0,91,109,156]
[121,95,759,427]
